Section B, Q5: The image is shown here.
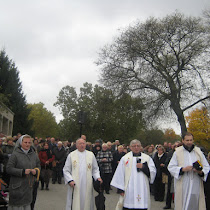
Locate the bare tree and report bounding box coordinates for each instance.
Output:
[97,12,210,135]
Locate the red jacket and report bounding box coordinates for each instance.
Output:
[39,150,55,167]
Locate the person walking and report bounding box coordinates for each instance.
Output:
[96,143,113,194]
[153,145,167,202]
[111,139,156,210]
[39,142,55,190]
[63,138,102,210]
[168,132,209,210]
[6,135,40,210]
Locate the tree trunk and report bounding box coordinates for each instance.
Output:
[171,103,187,136]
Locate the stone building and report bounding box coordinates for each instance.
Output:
[0,102,14,136]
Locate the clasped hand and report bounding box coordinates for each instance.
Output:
[182,165,203,175]
[25,169,37,175]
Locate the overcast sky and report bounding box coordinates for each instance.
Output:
[0,0,209,134]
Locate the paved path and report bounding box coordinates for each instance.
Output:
[35,179,174,210]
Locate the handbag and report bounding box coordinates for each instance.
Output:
[162,173,168,184]
[52,160,56,168]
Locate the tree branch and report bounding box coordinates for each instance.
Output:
[182,96,210,112]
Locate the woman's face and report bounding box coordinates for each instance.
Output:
[44,143,49,149]
[21,137,32,150]
[158,147,164,155]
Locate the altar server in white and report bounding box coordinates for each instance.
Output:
[63,138,102,210]
[168,132,210,210]
[111,139,156,210]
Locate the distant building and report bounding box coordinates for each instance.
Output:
[0,102,14,136]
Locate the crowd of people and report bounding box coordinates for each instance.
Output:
[0,131,209,210]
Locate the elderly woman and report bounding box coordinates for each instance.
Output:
[6,135,40,210]
[153,145,167,201]
[96,143,113,194]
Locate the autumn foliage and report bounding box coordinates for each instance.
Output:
[186,107,210,151]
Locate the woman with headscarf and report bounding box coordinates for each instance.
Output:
[39,142,55,190]
[6,135,40,210]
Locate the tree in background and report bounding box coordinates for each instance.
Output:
[138,128,165,147]
[0,50,32,135]
[97,12,210,136]
[186,107,210,150]
[27,103,59,138]
[163,128,181,142]
[54,82,145,143]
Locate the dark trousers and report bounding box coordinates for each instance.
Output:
[52,164,63,183]
[165,175,172,207]
[101,173,112,193]
[154,177,165,201]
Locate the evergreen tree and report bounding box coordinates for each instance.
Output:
[0,50,32,135]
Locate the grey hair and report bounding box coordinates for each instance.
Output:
[130,139,141,146]
[76,138,86,144]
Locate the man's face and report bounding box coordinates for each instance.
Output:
[130,143,141,154]
[115,140,120,145]
[76,139,86,152]
[51,138,55,144]
[182,135,194,148]
[107,143,112,149]
[102,145,108,151]
[118,147,123,153]
[164,142,168,147]
[81,135,86,141]
[57,142,62,148]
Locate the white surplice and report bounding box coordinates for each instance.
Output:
[111,152,156,209]
[168,146,210,210]
[63,150,100,210]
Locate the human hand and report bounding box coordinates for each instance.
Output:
[182,166,193,172]
[31,169,37,175]
[136,163,143,169]
[45,161,49,165]
[97,178,103,184]
[160,163,165,167]
[102,158,107,162]
[69,181,76,188]
[25,169,31,175]
[193,168,203,175]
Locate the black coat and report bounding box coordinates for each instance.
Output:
[112,151,126,172]
[153,152,167,178]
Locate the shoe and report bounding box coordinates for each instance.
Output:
[58,181,61,184]
[106,191,110,194]
[46,187,49,190]
[163,206,171,209]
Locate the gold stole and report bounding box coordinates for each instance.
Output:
[70,150,93,210]
[175,146,206,210]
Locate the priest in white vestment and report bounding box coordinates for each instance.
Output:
[63,138,102,210]
[111,139,156,210]
[168,132,210,210]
